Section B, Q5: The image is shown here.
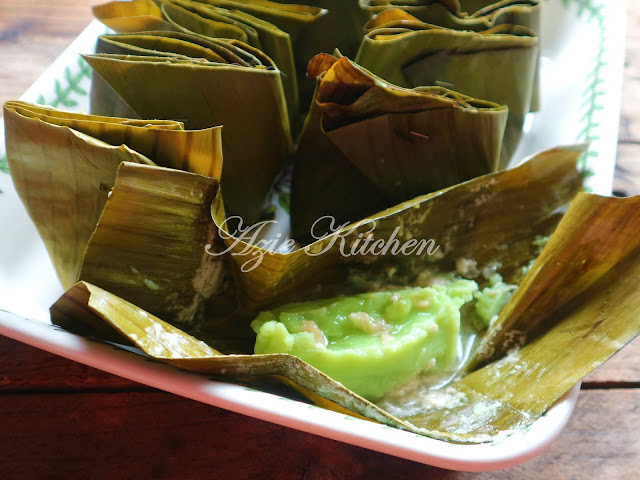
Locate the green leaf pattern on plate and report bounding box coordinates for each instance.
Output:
[559,0,608,193]
[38,56,92,109]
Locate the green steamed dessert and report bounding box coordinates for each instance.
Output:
[251,276,515,400]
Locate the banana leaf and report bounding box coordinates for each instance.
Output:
[290,81,388,242]
[77,162,244,351]
[92,0,299,120]
[156,0,301,124]
[356,13,537,168]
[159,1,250,42]
[93,0,368,126]
[3,103,153,289]
[291,53,508,240]
[182,0,365,111]
[359,1,539,31]
[465,192,640,371]
[83,30,293,224]
[219,145,582,312]
[190,0,326,35]
[93,0,175,31]
[90,71,142,119]
[359,1,541,110]
[89,8,151,119]
[51,189,640,442]
[3,101,223,290]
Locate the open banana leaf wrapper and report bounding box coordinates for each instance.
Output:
[42,141,640,442]
[74,140,577,341]
[291,53,508,240]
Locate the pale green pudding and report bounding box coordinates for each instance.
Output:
[251,277,515,400]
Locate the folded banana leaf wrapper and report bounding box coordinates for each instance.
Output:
[3,101,226,295]
[83,25,292,224]
[45,139,640,442]
[356,8,538,168]
[359,1,540,32]
[358,0,541,110]
[291,53,508,241]
[92,0,369,128]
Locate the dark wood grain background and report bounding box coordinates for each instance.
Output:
[1,1,639,478]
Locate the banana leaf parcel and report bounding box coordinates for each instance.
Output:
[358,1,540,32]
[73,144,580,352]
[83,30,293,224]
[291,53,508,241]
[92,0,368,128]
[356,9,538,167]
[359,0,541,110]
[3,101,223,290]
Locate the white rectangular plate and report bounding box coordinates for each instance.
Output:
[0,0,626,472]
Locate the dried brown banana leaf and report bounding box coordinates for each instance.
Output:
[154,0,364,127]
[255,0,370,107]
[75,144,582,350]
[193,0,326,35]
[83,31,293,224]
[6,101,223,177]
[52,145,611,443]
[193,0,370,115]
[291,54,507,238]
[359,1,539,31]
[90,72,142,119]
[155,0,300,123]
[290,83,387,242]
[356,14,537,167]
[92,0,367,127]
[51,281,400,425]
[160,0,250,42]
[405,194,640,440]
[316,55,508,199]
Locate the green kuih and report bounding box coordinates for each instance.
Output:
[355,9,538,168]
[251,276,517,400]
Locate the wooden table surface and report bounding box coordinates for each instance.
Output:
[1,1,639,478]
